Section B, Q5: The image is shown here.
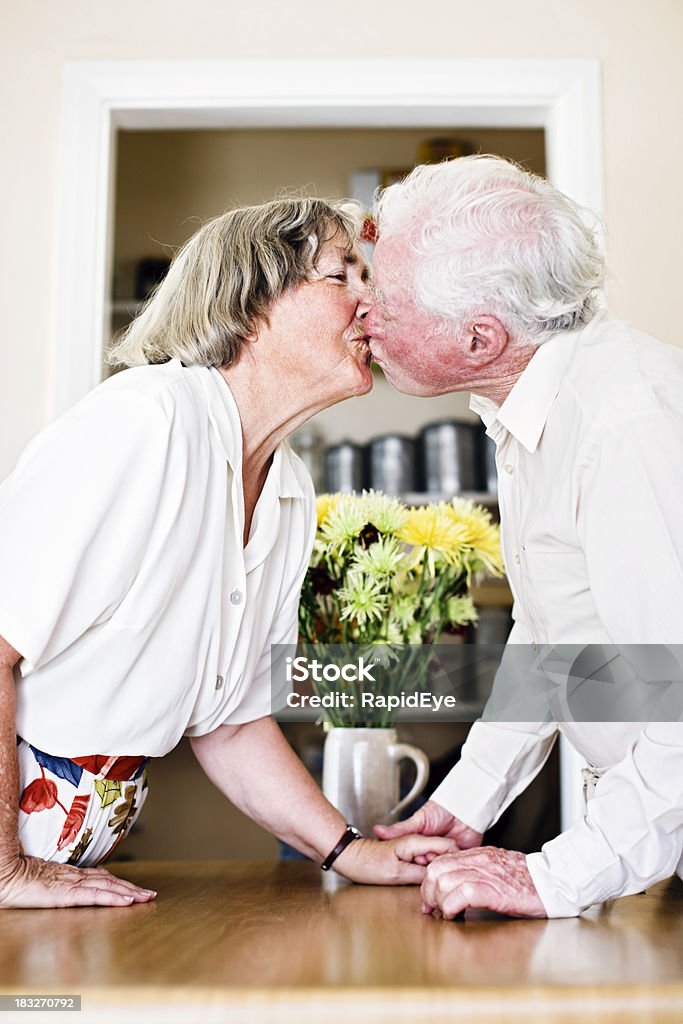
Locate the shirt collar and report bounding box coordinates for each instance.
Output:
[469,329,580,453]
[201,365,306,500]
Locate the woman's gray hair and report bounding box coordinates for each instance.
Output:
[375,155,606,343]
[107,197,362,369]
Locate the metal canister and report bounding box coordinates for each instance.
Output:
[419,420,479,495]
[324,441,365,493]
[290,423,326,492]
[480,431,498,495]
[367,435,416,496]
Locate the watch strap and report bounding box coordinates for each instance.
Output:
[320,824,362,871]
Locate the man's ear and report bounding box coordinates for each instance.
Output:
[462,315,510,366]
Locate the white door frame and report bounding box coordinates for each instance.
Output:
[54,57,602,828]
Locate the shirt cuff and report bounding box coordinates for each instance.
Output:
[526,818,627,917]
[430,752,509,834]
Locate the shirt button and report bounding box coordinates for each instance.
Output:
[514,553,521,565]
[215,674,224,690]
[504,464,514,474]
[230,589,243,605]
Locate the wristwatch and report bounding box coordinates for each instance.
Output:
[320,824,363,871]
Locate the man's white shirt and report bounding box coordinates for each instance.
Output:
[432,314,683,916]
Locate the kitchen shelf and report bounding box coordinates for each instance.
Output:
[400,490,497,506]
[471,577,513,607]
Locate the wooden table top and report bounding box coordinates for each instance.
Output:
[2,860,683,1023]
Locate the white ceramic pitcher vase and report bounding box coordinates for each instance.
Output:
[322,727,429,838]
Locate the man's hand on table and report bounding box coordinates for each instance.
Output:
[373,799,484,862]
[421,847,547,919]
[0,855,157,908]
[333,834,459,885]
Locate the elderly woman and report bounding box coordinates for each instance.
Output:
[0,198,453,908]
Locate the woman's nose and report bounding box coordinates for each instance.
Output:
[355,280,373,320]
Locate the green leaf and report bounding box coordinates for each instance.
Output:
[94,778,123,808]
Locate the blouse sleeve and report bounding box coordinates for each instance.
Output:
[0,386,174,671]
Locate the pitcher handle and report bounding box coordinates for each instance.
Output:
[388,742,430,821]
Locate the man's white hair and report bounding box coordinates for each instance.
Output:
[375,155,606,343]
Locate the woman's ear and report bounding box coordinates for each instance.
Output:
[244,312,269,345]
[463,315,510,366]
[240,321,260,346]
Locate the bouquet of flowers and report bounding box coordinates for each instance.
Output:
[297,490,503,726]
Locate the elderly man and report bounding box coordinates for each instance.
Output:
[367,155,683,918]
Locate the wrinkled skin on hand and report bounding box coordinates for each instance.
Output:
[0,855,157,909]
[421,846,547,919]
[374,800,483,864]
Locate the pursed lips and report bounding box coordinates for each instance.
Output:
[348,332,373,365]
[365,335,381,361]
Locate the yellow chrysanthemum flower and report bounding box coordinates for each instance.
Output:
[397,505,468,573]
[444,498,504,576]
[316,493,343,528]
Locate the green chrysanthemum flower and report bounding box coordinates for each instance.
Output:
[365,490,409,534]
[351,535,405,577]
[382,618,407,645]
[320,496,368,556]
[447,594,478,627]
[392,594,420,628]
[338,573,388,626]
[406,620,423,644]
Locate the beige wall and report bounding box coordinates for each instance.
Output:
[1,1,681,467]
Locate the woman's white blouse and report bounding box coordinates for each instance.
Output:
[0,360,316,757]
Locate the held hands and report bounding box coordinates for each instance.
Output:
[333,834,460,885]
[373,801,546,917]
[0,855,157,909]
[373,799,484,862]
[330,799,482,882]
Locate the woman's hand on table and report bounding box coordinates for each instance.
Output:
[333,834,459,885]
[0,855,157,909]
[373,799,483,862]
[420,847,547,918]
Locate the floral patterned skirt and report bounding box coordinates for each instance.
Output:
[17,739,149,867]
